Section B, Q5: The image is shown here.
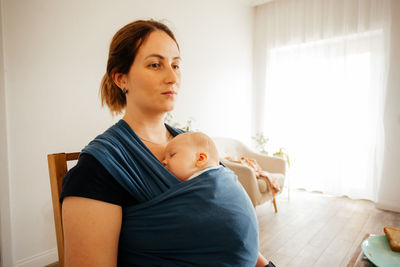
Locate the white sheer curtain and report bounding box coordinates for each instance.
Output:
[254,0,391,201]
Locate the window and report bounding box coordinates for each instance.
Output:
[263,30,385,199]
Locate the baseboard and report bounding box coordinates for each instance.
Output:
[376,200,400,213]
[14,248,58,267]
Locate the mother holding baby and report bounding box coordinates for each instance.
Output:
[60,20,275,267]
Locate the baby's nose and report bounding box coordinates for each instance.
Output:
[162,159,167,166]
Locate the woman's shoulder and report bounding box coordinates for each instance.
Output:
[60,153,138,206]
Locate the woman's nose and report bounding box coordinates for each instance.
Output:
[164,65,179,85]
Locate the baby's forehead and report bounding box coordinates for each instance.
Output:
[167,133,196,148]
[171,134,193,145]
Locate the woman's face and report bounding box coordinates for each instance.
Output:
[123,30,181,114]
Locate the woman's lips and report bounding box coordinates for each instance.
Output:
[162,91,177,97]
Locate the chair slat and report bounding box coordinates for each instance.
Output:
[48,152,80,267]
[66,152,80,161]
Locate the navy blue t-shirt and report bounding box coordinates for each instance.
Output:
[60,153,138,206]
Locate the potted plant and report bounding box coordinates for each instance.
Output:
[273,147,291,167]
[252,132,269,155]
[165,112,196,132]
[252,132,291,167]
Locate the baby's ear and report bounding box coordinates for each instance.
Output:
[196,152,208,167]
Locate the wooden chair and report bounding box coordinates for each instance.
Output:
[47,152,80,267]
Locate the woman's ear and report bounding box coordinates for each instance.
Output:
[196,152,208,168]
[112,71,127,90]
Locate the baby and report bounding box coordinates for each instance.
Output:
[162,132,221,181]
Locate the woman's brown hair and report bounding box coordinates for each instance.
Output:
[100,20,179,115]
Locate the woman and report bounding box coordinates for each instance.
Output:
[61,19,274,267]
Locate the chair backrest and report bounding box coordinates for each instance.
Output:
[213,137,250,158]
[47,152,80,267]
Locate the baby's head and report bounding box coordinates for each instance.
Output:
[162,132,220,181]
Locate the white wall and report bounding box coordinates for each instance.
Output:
[376,0,400,213]
[0,0,13,266]
[1,0,254,265]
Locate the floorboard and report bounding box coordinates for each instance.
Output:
[257,189,400,267]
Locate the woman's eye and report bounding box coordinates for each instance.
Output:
[149,63,160,69]
[172,64,180,70]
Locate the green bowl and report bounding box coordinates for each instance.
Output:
[362,235,400,267]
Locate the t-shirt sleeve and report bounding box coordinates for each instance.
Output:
[60,153,138,206]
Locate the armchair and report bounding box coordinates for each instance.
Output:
[213,137,286,212]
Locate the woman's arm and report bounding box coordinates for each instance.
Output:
[62,196,122,267]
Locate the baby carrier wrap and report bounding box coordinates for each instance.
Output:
[81,120,258,266]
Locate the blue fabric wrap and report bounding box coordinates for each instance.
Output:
[81,120,259,266]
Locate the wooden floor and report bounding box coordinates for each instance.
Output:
[257,189,400,267]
